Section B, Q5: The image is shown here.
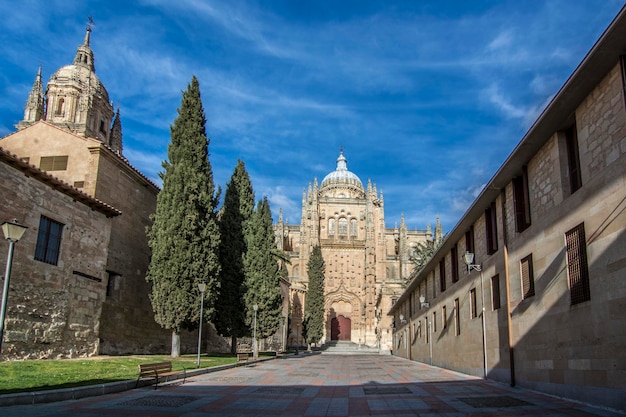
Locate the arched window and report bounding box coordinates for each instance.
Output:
[328,219,335,236]
[55,98,65,115]
[350,219,357,236]
[338,218,348,235]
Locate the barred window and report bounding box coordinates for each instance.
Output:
[34,216,64,265]
[565,223,590,305]
[442,305,447,329]
[338,218,348,236]
[520,254,535,299]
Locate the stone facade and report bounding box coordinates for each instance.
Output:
[0,28,221,357]
[0,148,119,359]
[390,9,626,411]
[275,152,441,353]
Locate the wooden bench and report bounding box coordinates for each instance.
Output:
[136,361,186,390]
[236,352,250,363]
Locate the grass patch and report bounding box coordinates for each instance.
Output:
[0,354,237,394]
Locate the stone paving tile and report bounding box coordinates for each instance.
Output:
[0,354,624,417]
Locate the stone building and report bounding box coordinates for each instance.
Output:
[0,27,212,357]
[390,6,626,411]
[0,147,119,359]
[275,151,441,353]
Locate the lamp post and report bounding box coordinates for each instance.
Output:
[464,252,487,379]
[0,219,28,354]
[196,282,206,368]
[252,303,258,360]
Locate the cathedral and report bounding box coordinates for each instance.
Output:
[275,151,441,353]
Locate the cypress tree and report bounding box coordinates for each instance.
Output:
[304,245,325,347]
[146,76,221,357]
[216,160,255,354]
[243,197,283,341]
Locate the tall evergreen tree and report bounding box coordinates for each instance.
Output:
[243,197,283,340]
[146,76,221,357]
[216,160,255,354]
[304,245,325,347]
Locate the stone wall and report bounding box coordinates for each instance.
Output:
[0,159,113,359]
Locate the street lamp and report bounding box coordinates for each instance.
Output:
[196,282,206,368]
[1,219,28,354]
[252,303,258,360]
[464,252,487,379]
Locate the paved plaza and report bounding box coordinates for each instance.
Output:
[1,354,623,417]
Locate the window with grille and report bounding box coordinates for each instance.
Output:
[565,223,590,305]
[513,166,531,232]
[40,155,68,171]
[454,298,460,336]
[470,288,477,319]
[451,244,459,282]
[520,254,535,299]
[34,216,64,265]
[442,305,447,329]
[432,311,437,332]
[491,274,501,310]
[485,202,498,255]
[338,218,347,235]
[439,258,446,292]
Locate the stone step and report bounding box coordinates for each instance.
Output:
[320,341,380,355]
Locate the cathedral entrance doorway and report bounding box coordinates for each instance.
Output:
[330,315,351,341]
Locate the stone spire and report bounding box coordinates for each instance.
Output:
[434,216,443,243]
[110,107,123,155]
[17,66,44,129]
[73,26,95,72]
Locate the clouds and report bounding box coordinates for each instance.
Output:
[0,0,623,233]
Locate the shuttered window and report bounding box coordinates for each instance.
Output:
[491,274,501,310]
[565,124,582,193]
[485,202,498,255]
[40,155,68,171]
[454,298,460,336]
[470,288,477,319]
[451,244,459,282]
[565,223,590,305]
[439,258,446,292]
[513,166,531,232]
[520,254,535,299]
[465,226,475,255]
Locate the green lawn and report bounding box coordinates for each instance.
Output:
[0,354,237,394]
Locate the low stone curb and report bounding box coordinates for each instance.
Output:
[0,355,279,407]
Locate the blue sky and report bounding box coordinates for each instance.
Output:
[1,1,624,233]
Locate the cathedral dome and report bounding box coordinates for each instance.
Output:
[320,151,364,195]
[48,64,110,104]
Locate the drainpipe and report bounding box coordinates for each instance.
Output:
[501,189,515,387]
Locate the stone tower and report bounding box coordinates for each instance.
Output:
[18,26,123,154]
